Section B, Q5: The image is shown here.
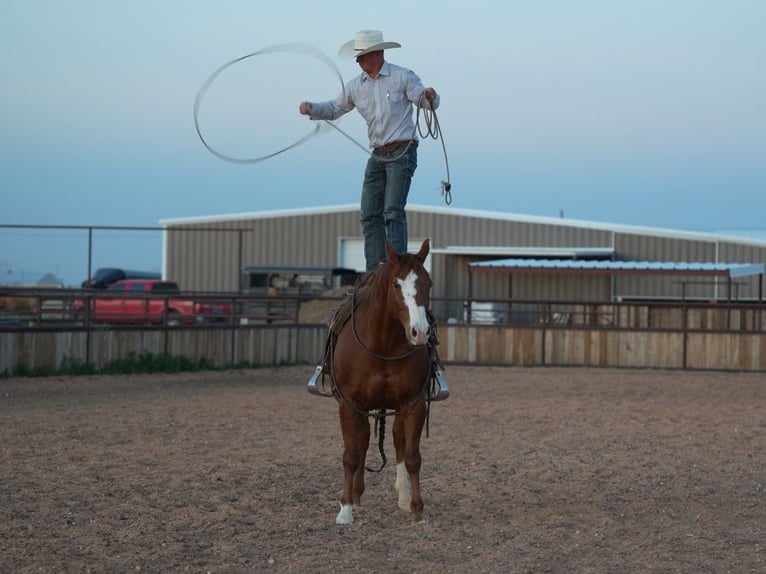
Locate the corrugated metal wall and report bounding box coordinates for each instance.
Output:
[165,222,250,292]
[162,206,766,304]
[718,240,766,299]
[165,210,363,292]
[614,233,716,299]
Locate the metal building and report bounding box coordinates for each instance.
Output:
[160,204,766,321]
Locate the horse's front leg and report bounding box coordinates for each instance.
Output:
[337,405,370,524]
[393,415,411,510]
[393,404,427,524]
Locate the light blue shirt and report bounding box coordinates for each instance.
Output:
[308,61,440,149]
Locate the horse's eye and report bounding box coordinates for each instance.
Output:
[393,281,401,289]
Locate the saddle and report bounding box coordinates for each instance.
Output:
[307,274,447,401]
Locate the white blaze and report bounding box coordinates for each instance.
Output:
[397,271,430,346]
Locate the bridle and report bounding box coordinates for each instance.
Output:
[348,278,422,362]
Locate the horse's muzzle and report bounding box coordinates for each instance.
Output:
[407,324,431,347]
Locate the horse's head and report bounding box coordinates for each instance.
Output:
[384,239,432,347]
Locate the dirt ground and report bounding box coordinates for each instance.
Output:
[1,365,764,573]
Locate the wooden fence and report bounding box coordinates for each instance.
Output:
[2,292,766,373]
[438,325,766,371]
[2,321,765,374]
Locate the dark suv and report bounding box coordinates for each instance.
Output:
[81,268,161,289]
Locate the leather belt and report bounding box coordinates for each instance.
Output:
[374,139,417,153]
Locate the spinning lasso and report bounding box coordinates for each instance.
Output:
[193,43,343,164]
[194,43,452,204]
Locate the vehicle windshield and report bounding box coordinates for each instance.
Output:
[150,283,180,294]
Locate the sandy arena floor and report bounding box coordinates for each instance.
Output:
[1,365,764,573]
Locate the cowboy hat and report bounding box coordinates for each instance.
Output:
[338,30,401,60]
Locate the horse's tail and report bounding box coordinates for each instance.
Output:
[365,409,387,473]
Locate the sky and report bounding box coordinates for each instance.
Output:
[1,1,765,285]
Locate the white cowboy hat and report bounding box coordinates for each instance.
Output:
[338,29,401,60]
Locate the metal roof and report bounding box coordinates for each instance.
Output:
[159,204,766,247]
[469,259,766,279]
[241,265,357,275]
[432,246,615,258]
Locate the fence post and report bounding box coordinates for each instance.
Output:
[682,301,688,369]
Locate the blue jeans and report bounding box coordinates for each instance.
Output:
[360,145,418,271]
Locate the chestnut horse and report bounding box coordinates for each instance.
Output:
[330,238,435,525]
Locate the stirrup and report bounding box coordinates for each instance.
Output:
[307,365,334,397]
[430,368,450,401]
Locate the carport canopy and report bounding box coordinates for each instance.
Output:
[467,259,765,301]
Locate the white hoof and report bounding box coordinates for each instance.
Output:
[336,503,354,524]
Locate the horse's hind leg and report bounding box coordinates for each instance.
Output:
[336,406,370,525]
[392,405,427,524]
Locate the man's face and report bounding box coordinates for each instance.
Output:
[356,51,383,75]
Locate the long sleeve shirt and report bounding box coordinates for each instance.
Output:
[308,61,440,149]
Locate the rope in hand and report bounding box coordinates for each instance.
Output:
[416,93,452,205]
[323,93,452,205]
[194,44,452,203]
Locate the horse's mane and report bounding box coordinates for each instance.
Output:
[360,262,392,305]
[357,252,423,308]
[329,252,424,335]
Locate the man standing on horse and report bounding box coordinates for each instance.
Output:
[299,29,440,272]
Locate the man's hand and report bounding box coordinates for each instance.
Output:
[299,102,312,115]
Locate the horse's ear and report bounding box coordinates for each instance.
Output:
[385,241,398,262]
[416,238,430,263]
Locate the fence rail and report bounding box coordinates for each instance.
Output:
[1,289,765,373]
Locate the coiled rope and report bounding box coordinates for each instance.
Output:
[416,94,452,205]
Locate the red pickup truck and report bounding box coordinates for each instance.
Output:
[75,279,231,325]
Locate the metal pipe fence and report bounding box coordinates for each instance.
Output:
[2,288,765,372]
[2,289,765,332]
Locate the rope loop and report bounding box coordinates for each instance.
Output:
[193,43,345,164]
[194,44,451,203]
